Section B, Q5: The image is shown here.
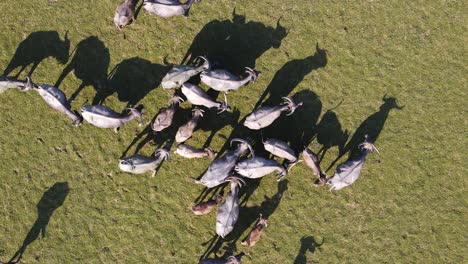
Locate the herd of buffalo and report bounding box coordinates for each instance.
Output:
[0,0,383,263]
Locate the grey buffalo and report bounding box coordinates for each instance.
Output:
[119,148,170,177]
[216,176,245,238]
[193,138,253,188]
[143,0,198,18]
[327,135,380,190]
[81,105,142,132]
[244,97,302,130]
[162,56,210,89]
[200,67,258,93]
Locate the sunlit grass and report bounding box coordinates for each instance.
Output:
[0,0,466,263]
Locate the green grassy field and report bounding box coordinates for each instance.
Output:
[0,0,466,263]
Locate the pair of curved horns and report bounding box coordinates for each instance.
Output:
[154,148,170,160]
[217,93,230,114]
[169,95,184,104]
[230,138,255,157]
[358,134,381,155]
[224,176,246,188]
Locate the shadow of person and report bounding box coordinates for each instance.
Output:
[293,236,324,264]
[326,95,404,171]
[2,31,70,78]
[182,8,288,74]
[54,36,110,103]
[255,43,327,109]
[94,57,169,107]
[263,90,322,152]
[316,108,349,162]
[8,182,69,264]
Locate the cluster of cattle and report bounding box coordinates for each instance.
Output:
[0,55,379,264]
[114,0,202,29]
[0,1,381,263]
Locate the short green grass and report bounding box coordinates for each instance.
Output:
[0,0,466,263]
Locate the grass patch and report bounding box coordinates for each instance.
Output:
[0,0,466,263]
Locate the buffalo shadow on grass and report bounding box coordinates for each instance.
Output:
[315,102,349,162]
[182,8,288,75]
[293,236,324,264]
[2,31,70,78]
[200,180,289,260]
[262,90,323,152]
[8,182,69,264]
[255,43,327,109]
[198,107,241,149]
[94,57,169,108]
[326,95,404,171]
[54,36,110,104]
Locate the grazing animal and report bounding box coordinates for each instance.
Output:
[241,214,268,247]
[199,252,245,264]
[327,135,380,190]
[200,67,258,93]
[34,83,83,126]
[114,0,138,30]
[143,0,198,18]
[235,156,287,181]
[175,108,204,143]
[191,194,222,215]
[0,75,33,93]
[80,105,142,132]
[151,96,183,132]
[263,138,299,169]
[174,144,216,159]
[302,148,327,185]
[162,56,210,89]
[119,148,170,177]
[216,176,245,238]
[181,82,229,113]
[193,138,253,188]
[244,97,303,130]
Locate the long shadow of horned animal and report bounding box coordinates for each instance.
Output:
[54,36,110,104]
[255,43,327,109]
[326,95,404,171]
[3,31,70,78]
[315,102,349,162]
[182,8,289,75]
[94,56,169,107]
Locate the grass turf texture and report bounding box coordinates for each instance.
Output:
[0,0,466,263]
